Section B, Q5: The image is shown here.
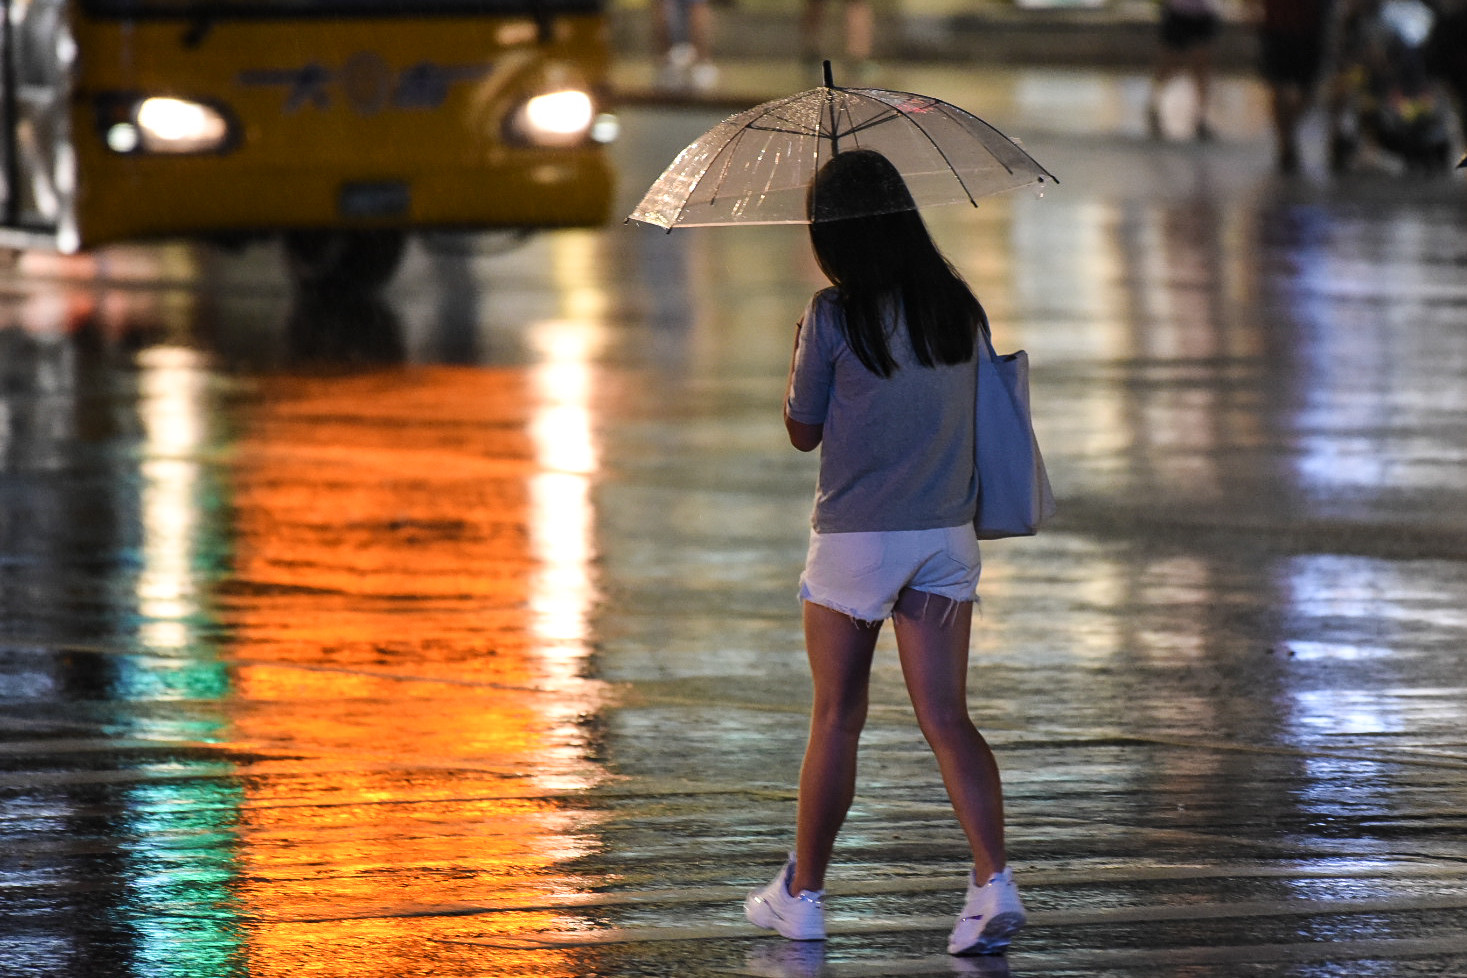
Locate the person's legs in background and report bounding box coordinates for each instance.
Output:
[1149,7,1219,141]
[800,0,876,82]
[654,0,719,91]
[1259,28,1327,173]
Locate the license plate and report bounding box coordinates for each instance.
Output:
[339,181,410,219]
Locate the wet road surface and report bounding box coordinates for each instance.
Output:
[3,64,1467,977]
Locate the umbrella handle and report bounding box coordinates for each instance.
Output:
[821,59,840,155]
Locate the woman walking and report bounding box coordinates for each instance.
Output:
[743,149,1026,957]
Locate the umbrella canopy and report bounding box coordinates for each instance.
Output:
[628,64,1057,229]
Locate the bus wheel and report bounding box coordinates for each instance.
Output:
[283,230,407,291]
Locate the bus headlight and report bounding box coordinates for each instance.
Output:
[590,113,621,144]
[101,96,236,155]
[506,89,596,148]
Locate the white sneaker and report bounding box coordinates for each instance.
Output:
[665,42,697,69]
[744,854,826,941]
[689,60,719,93]
[654,43,697,90]
[947,866,1026,955]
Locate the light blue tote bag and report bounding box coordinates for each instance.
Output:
[973,325,1056,540]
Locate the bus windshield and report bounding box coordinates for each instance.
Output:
[82,0,600,17]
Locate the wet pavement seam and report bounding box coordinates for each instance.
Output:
[178,860,1465,917]
[712,935,1467,976]
[433,891,1467,946]
[0,638,615,694]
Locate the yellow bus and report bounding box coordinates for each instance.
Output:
[2,0,618,287]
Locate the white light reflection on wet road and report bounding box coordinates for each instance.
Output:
[135,346,208,654]
[528,236,606,657]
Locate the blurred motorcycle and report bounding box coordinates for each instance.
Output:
[1330,0,1457,173]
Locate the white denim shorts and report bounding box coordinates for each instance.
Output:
[798,524,982,623]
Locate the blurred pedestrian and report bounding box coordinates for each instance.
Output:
[743,150,1026,957]
[1253,0,1336,172]
[654,0,719,92]
[1424,0,1467,140]
[1148,0,1224,140]
[800,0,876,83]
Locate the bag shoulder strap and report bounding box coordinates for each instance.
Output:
[976,308,998,364]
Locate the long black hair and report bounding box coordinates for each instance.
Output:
[807,149,984,377]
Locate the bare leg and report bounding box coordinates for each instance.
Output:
[800,0,826,62]
[846,0,874,63]
[688,1,714,64]
[791,601,880,894]
[1271,82,1308,172]
[891,589,1006,882]
[1150,50,1184,103]
[1190,45,1215,138]
[1148,49,1184,137]
[652,0,673,55]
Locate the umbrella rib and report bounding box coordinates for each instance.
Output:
[838,97,903,138]
[940,103,1019,177]
[658,127,742,228]
[746,119,820,136]
[825,93,904,157]
[885,98,997,206]
[810,101,826,191]
[754,136,789,216]
[844,113,900,136]
[696,125,756,213]
[835,98,865,151]
[748,93,825,137]
[931,96,1061,184]
[668,87,861,226]
[938,100,1060,188]
[664,91,812,226]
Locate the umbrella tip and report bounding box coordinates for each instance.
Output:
[823,60,834,88]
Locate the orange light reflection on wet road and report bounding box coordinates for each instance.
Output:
[219,364,609,977]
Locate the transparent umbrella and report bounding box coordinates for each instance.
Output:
[628,62,1057,229]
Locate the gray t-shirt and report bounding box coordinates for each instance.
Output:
[786,288,977,533]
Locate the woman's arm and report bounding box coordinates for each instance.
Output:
[784,319,824,451]
[786,414,823,452]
